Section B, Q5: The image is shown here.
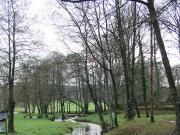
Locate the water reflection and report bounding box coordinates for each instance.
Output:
[55,116,102,135]
[69,122,102,135]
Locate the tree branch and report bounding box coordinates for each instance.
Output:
[128,0,148,6]
[61,0,95,3]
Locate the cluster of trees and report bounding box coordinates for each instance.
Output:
[0,0,41,132]
[56,0,180,133]
[0,0,179,134]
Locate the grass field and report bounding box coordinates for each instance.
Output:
[106,115,175,135]
[77,113,176,135]
[14,102,96,114]
[12,104,176,135]
[8,113,80,135]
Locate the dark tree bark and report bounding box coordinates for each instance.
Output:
[131,1,140,118]
[138,32,149,117]
[61,98,65,120]
[115,0,135,120]
[8,81,15,132]
[150,24,155,123]
[84,45,106,131]
[8,2,16,132]
[176,102,180,135]
[153,32,160,106]
[32,103,36,113]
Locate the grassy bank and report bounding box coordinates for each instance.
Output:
[77,113,175,135]
[9,113,79,135]
[13,105,176,135]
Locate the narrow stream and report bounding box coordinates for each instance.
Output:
[55,117,102,135]
[69,122,102,135]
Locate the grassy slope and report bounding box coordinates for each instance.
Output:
[9,113,79,135]
[77,113,176,135]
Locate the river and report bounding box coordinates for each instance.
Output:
[55,117,102,135]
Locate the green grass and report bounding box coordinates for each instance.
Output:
[14,107,25,113]
[62,102,95,112]
[8,113,80,135]
[77,113,176,135]
[15,102,96,114]
[12,103,95,135]
[13,104,176,135]
[106,114,175,135]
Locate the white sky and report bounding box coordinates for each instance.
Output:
[28,0,82,56]
[27,0,180,66]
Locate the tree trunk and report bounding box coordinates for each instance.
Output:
[148,0,177,104]
[52,100,55,121]
[28,104,32,118]
[8,83,15,133]
[8,5,16,132]
[61,98,65,121]
[138,33,149,117]
[115,0,134,120]
[24,102,28,114]
[109,70,118,127]
[131,1,140,118]
[84,102,89,114]
[56,100,59,113]
[104,69,114,127]
[84,46,106,132]
[154,46,160,106]
[150,24,155,123]
[147,0,178,132]
[175,102,180,135]
[32,103,36,113]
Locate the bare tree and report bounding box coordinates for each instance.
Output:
[129,0,179,134]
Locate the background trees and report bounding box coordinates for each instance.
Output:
[54,0,180,133]
[0,0,179,134]
[0,0,31,132]
[0,0,41,132]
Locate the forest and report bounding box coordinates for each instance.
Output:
[0,0,179,135]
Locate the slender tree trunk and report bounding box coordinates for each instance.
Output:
[115,0,134,120]
[154,33,160,106]
[147,0,178,105]
[26,95,32,118]
[28,104,32,118]
[58,99,61,113]
[150,24,155,123]
[175,102,180,135]
[104,69,114,127]
[84,45,106,132]
[37,103,41,115]
[146,0,179,132]
[8,5,16,132]
[131,1,140,118]
[138,32,149,117]
[8,83,15,132]
[56,100,59,113]
[61,98,65,120]
[177,7,180,54]
[52,100,55,121]
[109,70,118,127]
[24,102,28,114]
[84,102,89,114]
[32,103,35,113]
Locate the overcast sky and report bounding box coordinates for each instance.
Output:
[27,0,180,66]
